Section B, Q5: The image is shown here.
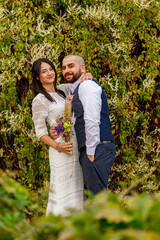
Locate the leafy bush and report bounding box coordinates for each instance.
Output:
[0,172,160,240]
[9,191,160,240]
[0,170,29,240]
[0,0,159,193]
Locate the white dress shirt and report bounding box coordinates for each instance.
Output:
[71,77,102,156]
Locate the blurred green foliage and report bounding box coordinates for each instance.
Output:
[0,0,159,194]
[1,171,160,239]
[0,170,29,239]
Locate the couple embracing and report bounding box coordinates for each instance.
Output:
[32,54,116,216]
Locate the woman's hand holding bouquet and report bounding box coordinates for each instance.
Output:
[51,95,75,155]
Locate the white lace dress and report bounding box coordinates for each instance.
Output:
[32,84,84,216]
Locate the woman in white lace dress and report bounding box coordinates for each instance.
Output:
[31,58,84,216]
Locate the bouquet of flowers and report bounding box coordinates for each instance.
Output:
[54,95,75,142]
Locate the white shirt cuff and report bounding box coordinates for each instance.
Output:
[86,146,96,156]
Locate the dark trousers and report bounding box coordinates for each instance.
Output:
[79,143,116,195]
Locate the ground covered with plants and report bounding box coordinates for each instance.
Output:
[0,0,160,239]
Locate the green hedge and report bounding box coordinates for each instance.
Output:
[0,0,160,192]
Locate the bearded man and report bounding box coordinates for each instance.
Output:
[52,54,116,195]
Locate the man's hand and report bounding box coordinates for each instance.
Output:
[80,73,93,83]
[50,127,59,140]
[87,155,94,162]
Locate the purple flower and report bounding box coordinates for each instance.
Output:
[54,123,64,134]
[54,112,74,142]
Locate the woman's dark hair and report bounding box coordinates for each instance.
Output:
[32,58,66,101]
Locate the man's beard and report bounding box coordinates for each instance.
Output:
[64,69,82,83]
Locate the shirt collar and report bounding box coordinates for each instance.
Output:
[70,74,84,93]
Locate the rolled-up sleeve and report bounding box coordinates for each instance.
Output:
[78,80,102,155]
[32,98,48,139]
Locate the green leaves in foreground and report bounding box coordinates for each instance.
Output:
[0,170,29,240]
[10,190,160,240]
[0,0,159,193]
[0,170,160,239]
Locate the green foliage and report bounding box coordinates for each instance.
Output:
[0,170,29,240]
[0,172,160,239]
[2,187,160,240]
[0,0,160,193]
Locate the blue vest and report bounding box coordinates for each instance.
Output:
[72,79,114,150]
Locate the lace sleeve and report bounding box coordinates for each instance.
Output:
[32,98,49,139]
